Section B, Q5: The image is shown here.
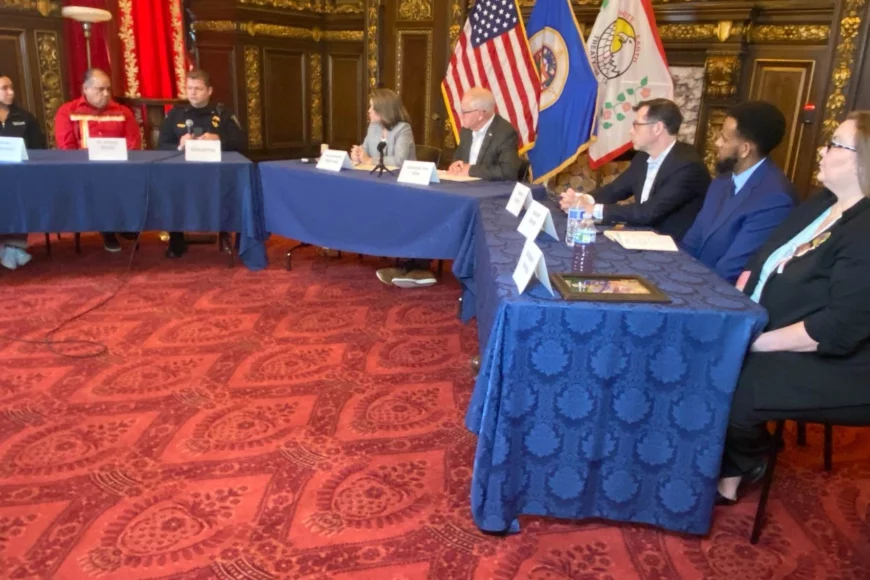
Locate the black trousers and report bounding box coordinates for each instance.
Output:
[721,377,870,478]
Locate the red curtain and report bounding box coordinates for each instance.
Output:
[62,0,112,98]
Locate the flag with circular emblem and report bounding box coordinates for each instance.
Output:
[587,0,674,168]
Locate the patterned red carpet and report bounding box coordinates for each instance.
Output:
[0,234,868,580]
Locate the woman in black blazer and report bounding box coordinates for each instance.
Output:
[718,111,870,503]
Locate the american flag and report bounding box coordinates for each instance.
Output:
[441,0,539,150]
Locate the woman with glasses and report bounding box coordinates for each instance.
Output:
[718,112,870,504]
[351,88,415,168]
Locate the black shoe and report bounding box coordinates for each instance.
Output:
[716,461,768,506]
[101,233,121,253]
[166,241,187,258]
[118,232,138,241]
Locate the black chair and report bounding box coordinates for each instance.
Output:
[415,144,442,167]
[517,159,531,182]
[750,419,863,544]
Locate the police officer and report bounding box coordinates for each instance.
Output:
[158,68,246,258]
[0,73,45,269]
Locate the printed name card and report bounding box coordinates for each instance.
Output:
[512,239,554,296]
[397,161,439,185]
[88,138,128,161]
[0,137,28,162]
[316,149,353,172]
[505,183,532,216]
[517,200,558,241]
[185,139,222,162]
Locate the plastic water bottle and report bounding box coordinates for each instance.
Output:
[565,207,583,247]
[572,212,597,273]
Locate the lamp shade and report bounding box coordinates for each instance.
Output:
[61,6,112,23]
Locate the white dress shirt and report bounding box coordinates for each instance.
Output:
[592,139,677,220]
[468,115,495,165]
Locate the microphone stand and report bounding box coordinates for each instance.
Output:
[370,141,394,177]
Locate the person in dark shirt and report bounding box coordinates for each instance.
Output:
[157,68,246,258]
[0,73,46,270]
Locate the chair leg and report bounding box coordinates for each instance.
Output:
[437,259,444,277]
[44,233,51,256]
[751,420,786,544]
[74,233,81,254]
[796,421,807,446]
[824,423,833,472]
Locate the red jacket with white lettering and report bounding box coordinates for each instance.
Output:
[54,97,141,150]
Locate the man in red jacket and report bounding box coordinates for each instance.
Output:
[55,68,141,252]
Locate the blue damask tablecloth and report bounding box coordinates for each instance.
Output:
[462,197,768,535]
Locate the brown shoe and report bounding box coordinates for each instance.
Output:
[392,269,436,288]
[376,267,407,286]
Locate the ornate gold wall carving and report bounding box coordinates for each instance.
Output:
[703,108,727,175]
[821,0,866,150]
[193,20,362,41]
[367,0,379,90]
[34,30,62,147]
[309,53,323,143]
[704,53,741,100]
[396,30,433,142]
[1,0,58,15]
[244,46,263,149]
[750,24,831,43]
[658,22,744,43]
[118,0,141,97]
[169,0,187,99]
[237,0,364,14]
[399,0,432,21]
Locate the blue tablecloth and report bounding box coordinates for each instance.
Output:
[460,197,768,535]
[259,161,537,260]
[0,150,267,270]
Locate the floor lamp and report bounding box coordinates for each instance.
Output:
[61,6,113,69]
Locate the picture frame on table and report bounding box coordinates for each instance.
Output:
[549,273,671,303]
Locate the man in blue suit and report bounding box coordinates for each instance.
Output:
[681,101,796,284]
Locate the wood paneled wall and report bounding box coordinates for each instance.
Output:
[0,1,67,147]
[188,0,367,160]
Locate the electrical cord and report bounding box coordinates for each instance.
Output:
[0,150,186,358]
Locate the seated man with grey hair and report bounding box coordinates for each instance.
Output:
[447,87,521,181]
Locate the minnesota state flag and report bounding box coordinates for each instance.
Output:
[526,0,598,183]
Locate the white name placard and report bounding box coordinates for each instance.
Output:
[316,149,353,172]
[505,183,532,216]
[185,139,222,162]
[88,138,128,161]
[517,200,558,241]
[0,137,28,162]
[397,161,439,185]
[512,239,554,296]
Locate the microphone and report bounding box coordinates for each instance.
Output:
[377,140,387,157]
[371,139,394,177]
[185,119,194,135]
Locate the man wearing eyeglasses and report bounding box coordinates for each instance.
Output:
[447,87,520,181]
[561,98,710,241]
[681,101,796,284]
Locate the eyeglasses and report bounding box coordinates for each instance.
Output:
[461,109,480,115]
[826,140,857,153]
[631,121,656,128]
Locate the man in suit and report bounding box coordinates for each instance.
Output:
[561,98,710,241]
[448,87,520,181]
[0,73,46,270]
[158,68,246,258]
[55,68,141,253]
[681,101,796,284]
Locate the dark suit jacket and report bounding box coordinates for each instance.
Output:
[681,159,796,283]
[739,190,870,411]
[454,114,520,181]
[592,140,711,241]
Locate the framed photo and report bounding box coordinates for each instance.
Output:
[549,273,671,303]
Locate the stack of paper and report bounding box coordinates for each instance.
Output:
[436,170,481,182]
[604,230,679,252]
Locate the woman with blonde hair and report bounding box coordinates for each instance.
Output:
[351,88,416,168]
[718,111,870,504]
